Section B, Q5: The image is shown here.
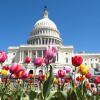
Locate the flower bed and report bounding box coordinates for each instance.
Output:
[0,47,100,100]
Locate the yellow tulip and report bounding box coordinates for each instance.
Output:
[44,73,49,81]
[53,78,58,84]
[78,64,89,75]
[1,70,8,76]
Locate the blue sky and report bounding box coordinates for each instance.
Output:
[0,0,100,53]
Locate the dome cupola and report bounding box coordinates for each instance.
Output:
[27,6,62,45]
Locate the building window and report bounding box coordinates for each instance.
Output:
[42,38,44,44]
[37,50,42,57]
[66,53,68,55]
[95,59,97,61]
[66,58,68,63]
[13,53,16,55]
[91,58,93,61]
[24,51,28,56]
[91,63,93,68]
[32,50,36,59]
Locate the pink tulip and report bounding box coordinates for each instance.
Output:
[58,69,66,78]
[0,51,7,63]
[33,57,44,67]
[10,74,16,78]
[44,57,53,65]
[10,63,22,74]
[44,46,57,60]
[24,56,31,63]
[64,67,72,73]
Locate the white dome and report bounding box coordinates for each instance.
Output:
[34,18,58,31]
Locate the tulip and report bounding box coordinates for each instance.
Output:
[28,74,33,78]
[76,75,85,82]
[53,77,58,84]
[72,56,83,67]
[94,76,100,84]
[29,80,33,84]
[85,82,91,90]
[0,51,7,64]
[18,70,28,79]
[10,74,16,78]
[9,63,22,74]
[58,69,66,78]
[44,46,57,60]
[64,66,72,73]
[2,66,9,70]
[78,64,89,75]
[33,57,44,67]
[38,74,45,82]
[45,73,49,80]
[65,78,71,83]
[1,69,8,76]
[85,73,92,79]
[24,56,31,63]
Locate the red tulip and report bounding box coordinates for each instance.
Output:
[33,57,44,67]
[85,73,92,79]
[72,56,83,67]
[76,76,80,81]
[0,51,7,63]
[94,76,100,84]
[2,66,9,70]
[65,78,71,83]
[44,46,57,60]
[24,56,31,63]
[28,74,33,78]
[38,75,45,82]
[58,69,66,78]
[29,80,33,84]
[9,63,22,74]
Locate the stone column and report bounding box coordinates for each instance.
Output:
[19,50,21,63]
[30,50,32,59]
[22,50,24,63]
[41,38,42,45]
[44,38,46,45]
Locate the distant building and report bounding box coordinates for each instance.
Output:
[6,7,100,74]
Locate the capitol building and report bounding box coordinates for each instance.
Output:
[6,7,100,74]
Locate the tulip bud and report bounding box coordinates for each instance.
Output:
[85,73,92,79]
[33,57,44,67]
[78,64,89,75]
[25,56,31,63]
[72,56,83,67]
[0,51,7,63]
[58,69,66,78]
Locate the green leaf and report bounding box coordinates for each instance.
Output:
[35,92,43,100]
[29,90,37,100]
[70,90,78,100]
[46,91,56,100]
[43,65,54,99]
[60,91,67,100]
